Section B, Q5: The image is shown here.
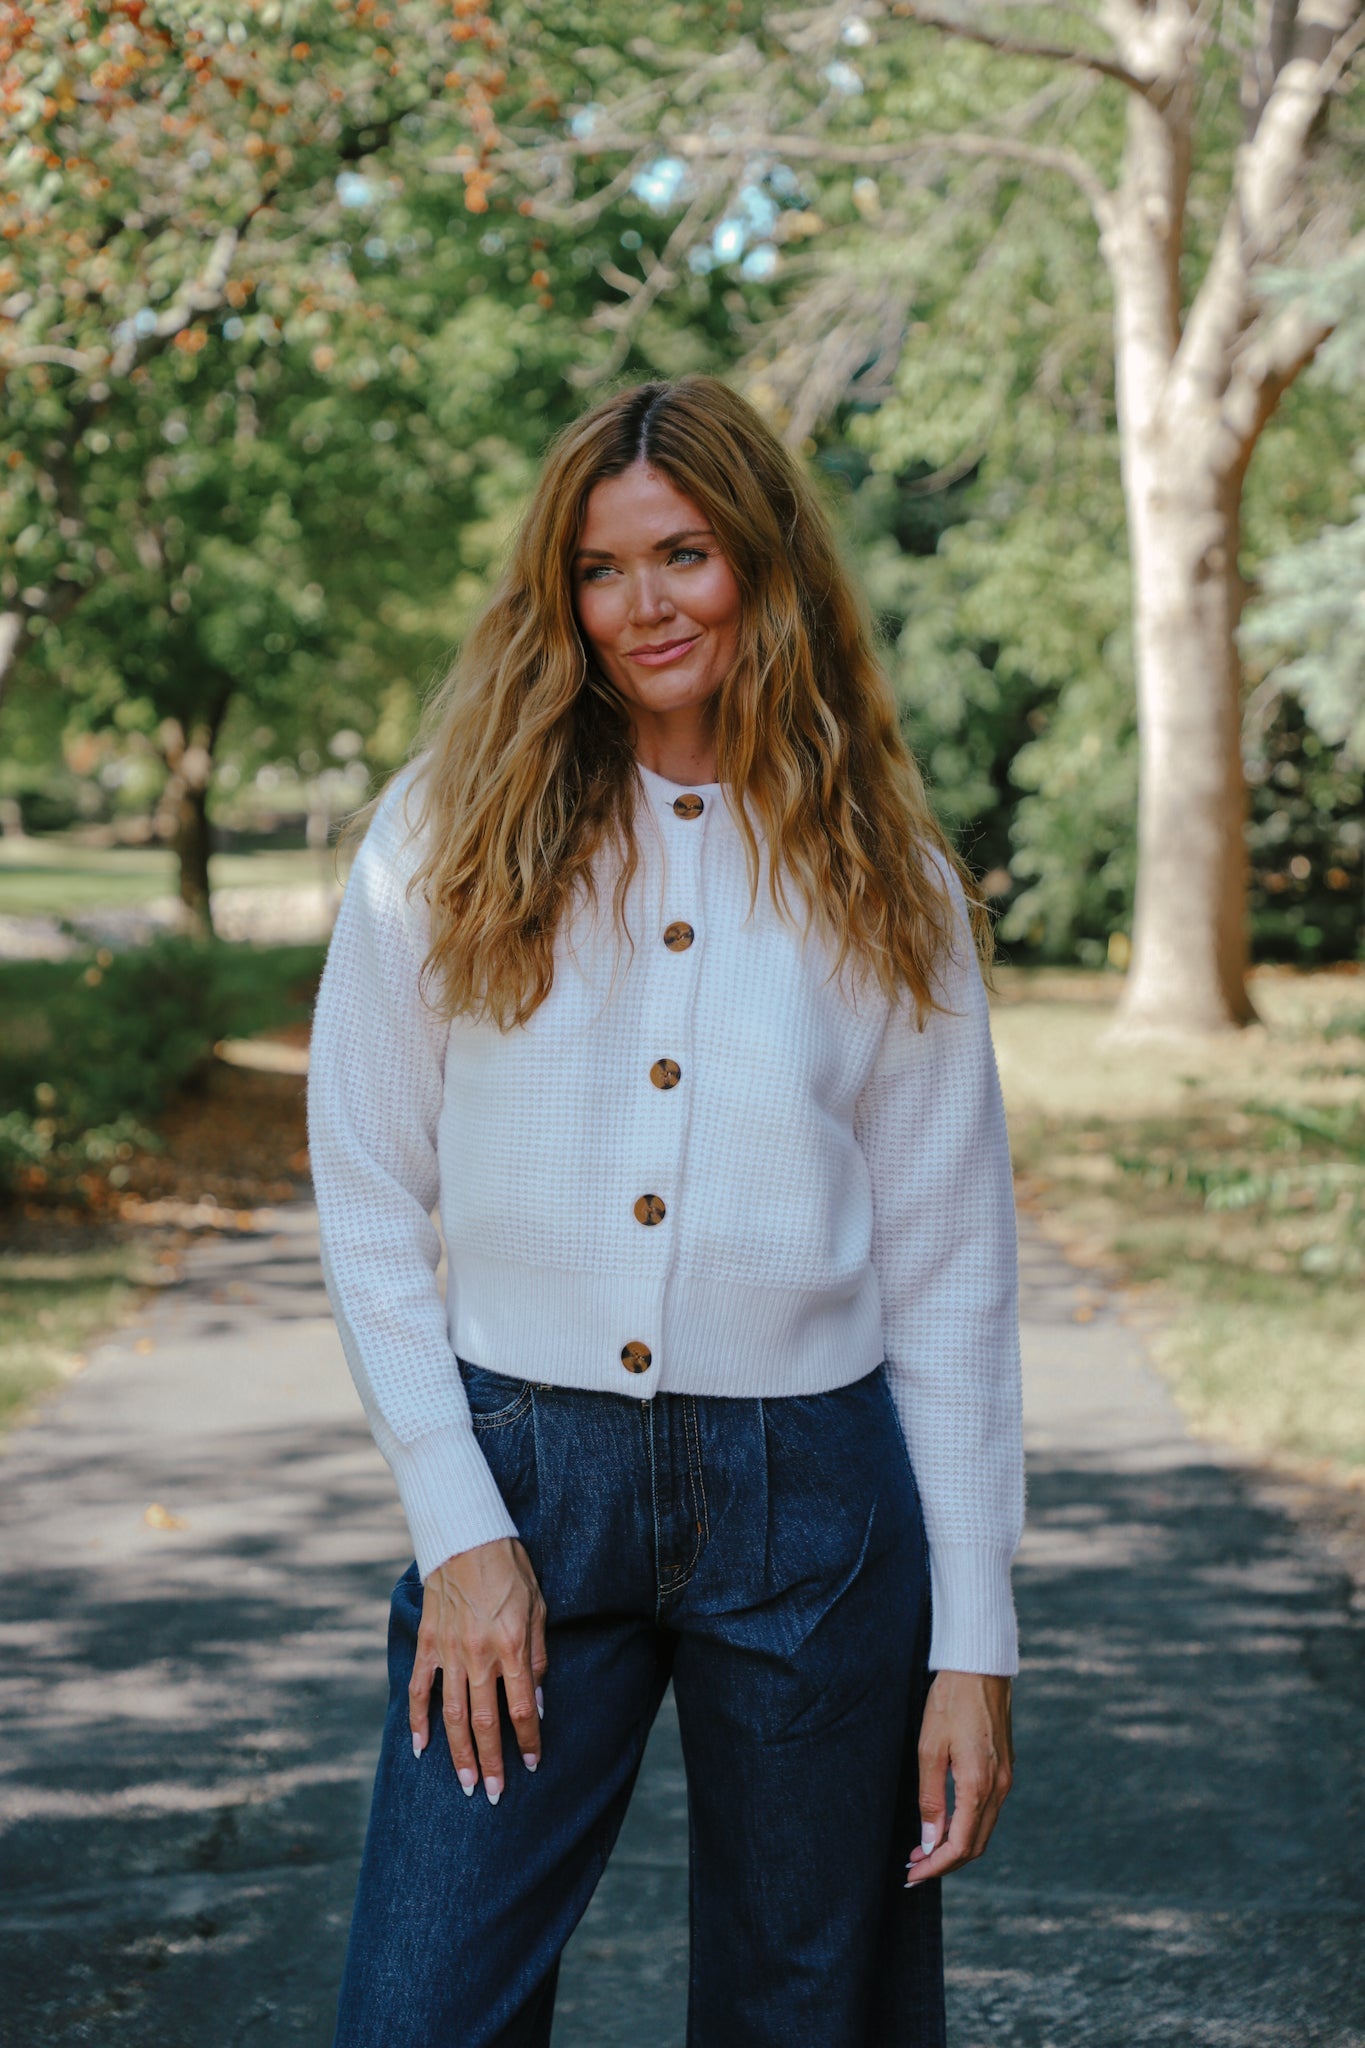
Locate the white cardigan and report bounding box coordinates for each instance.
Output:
[307,754,1025,1674]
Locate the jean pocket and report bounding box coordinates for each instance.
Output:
[457,1357,534,1430]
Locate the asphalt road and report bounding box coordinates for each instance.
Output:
[1,1205,1361,2047]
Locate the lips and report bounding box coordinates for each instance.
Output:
[627,635,700,666]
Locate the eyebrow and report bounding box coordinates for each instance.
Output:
[573,527,714,561]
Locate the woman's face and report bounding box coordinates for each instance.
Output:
[573,463,742,743]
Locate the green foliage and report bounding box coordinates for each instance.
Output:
[1240,249,1365,767]
[0,937,324,1203]
[1114,1100,1365,1280]
[0,0,774,818]
[1246,699,1364,961]
[1242,447,1365,766]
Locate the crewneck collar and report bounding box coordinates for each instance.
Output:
[632,757,726,800]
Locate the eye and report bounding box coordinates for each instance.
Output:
[670,547,708,566]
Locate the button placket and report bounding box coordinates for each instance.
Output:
[618,778,712,1379]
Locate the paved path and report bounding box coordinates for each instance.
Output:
[1,1207,1361,2046]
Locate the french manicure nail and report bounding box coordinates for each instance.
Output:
[485,1777,503,1806]
[921,1824,937,1855]
[522,1752,538,1772]
[535,1686,544,1720]
[457,1767,478,1796]
[412,1733,425,1759]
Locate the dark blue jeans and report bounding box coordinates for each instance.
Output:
[333,1361,944,2048]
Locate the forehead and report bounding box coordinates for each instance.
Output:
[577,463,710,548]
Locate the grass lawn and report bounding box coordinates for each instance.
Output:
[992,963,1365,1482]
[0,834,343,917]
[0,1233,176,1430]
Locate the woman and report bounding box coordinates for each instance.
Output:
[308,373,1023,2047]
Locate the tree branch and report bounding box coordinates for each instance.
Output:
[576,172,751,385]
[890,0,1157,94]
[1241,0,1363,233]
[526,124,1114,231]
[1173,0,1362,432]
[1217,225,1365,464]
[8,345,101,372]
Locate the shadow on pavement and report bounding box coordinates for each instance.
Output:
[1,1207,1362,2045]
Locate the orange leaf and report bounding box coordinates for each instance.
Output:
[143,1501,187,1531]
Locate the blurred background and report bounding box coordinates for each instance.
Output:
[2,0,1361,1482]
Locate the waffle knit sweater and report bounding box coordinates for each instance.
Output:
[307,754,1025,1675]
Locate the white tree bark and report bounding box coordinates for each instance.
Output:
[1100,0,1361,1034]
[1100,77,1259,1033]
[0,614,22,707]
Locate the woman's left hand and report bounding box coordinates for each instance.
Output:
[904,1670,1014,1886]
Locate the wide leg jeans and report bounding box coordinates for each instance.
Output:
[332,1360,945,2048]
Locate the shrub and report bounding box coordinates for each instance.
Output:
[0,935,325,1205]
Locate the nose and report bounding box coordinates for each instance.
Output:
[627,568,674,627]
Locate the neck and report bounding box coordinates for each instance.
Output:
[629,710,719,786]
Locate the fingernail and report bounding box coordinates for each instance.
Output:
[522,1751,538,1773]
[457,1767,477,1796]
[535,1686,544,1720]
[412,1732,425,1759]
[485,1777,503,1806]
[921,1824,937,1855]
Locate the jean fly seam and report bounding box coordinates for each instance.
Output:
[684,1394,710,1551]
[646,1395,667,1623]
[654,1398,706,1609]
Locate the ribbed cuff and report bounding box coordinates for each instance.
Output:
[926,1541,1020,1676]
[387,1424,520,1582]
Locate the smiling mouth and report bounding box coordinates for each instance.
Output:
[627,635,700,664]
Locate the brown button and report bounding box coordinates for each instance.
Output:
[650,1058,681,1090]
[621,1340,652,1374]
[633,1193,666,1226]
[672,792,704,819]
[663,921,694,951]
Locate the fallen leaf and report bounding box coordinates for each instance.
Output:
[144,1502,187,1531]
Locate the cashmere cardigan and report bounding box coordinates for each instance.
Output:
[307,753,1025,1675]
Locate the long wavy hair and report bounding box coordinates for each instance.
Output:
[338,373,993,1029]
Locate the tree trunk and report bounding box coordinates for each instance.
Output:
[173,778,215,939]
[1113,455,1257,1035]
[1101,90,1257,1039]
[0,613,22,709]
[155,711,226,940]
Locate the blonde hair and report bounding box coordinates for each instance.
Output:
[339,373,993,1029]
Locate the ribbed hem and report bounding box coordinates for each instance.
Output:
[452,1253,886,1397]
[387,1424,520,1582]
[927,1541,1019,1676]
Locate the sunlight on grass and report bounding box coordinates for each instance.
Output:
[1149,1274,1365,1471]
[0,1242,164,1429]
[0,836,343,918]
[992,965,1365,1479]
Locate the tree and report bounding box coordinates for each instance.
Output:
[491,0,1364,1034]
[0,0,507,703]
[0,1,774,918]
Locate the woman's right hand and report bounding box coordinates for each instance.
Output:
[408,1537,548,1805]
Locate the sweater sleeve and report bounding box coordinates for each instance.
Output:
[852,852,1025,1676]
[306,768,519,1579]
